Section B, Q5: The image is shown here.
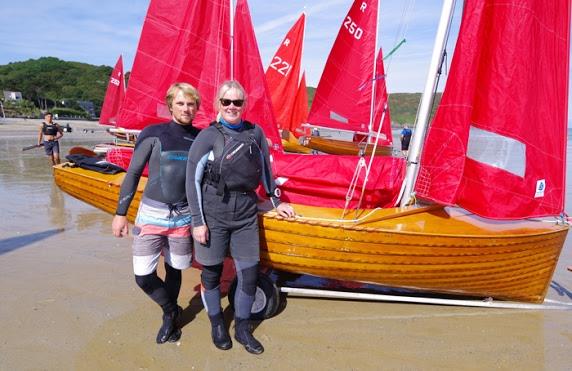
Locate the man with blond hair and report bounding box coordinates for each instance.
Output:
[112,82,201,344]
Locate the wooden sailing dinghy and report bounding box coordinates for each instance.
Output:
[54,164,568,303]
[301,1,394,156]
[55,0,570,305]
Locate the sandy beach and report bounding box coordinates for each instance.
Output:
[1,118,572,370]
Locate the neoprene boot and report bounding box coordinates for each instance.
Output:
[209,312,232,350]
[156,305,182,344]
[234,318,264,354]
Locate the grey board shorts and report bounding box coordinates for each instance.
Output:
[194,183,260,266]
[44,140,60,155]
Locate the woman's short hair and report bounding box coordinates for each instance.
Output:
[166,82,201,111]
[214,80,247,112]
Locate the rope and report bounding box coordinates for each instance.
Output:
[268,207,384,225]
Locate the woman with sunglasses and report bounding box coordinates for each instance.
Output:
[186,80,294,354]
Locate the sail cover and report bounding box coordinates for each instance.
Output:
[117,0,231,130]
[307,0,379,133]
[272,152,405,209]
[234,0,282,150]
[99,55,125,126]
[265,13,305,133]
[417,0,570,219]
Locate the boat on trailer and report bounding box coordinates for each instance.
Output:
[55,0,570,317]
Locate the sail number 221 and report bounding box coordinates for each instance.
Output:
[344,16,363,40]
[269,56,292,76]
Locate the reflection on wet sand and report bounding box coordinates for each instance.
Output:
[49,181,66,228]
[0,122,571,369]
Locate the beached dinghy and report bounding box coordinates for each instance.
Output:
[55,0,570,313]
[54,163,568,305]
[300,1,394,156]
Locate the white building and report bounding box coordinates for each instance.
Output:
[3,91,23,101]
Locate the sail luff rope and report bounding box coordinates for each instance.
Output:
[367,0,382,136]
[230,0,234,80]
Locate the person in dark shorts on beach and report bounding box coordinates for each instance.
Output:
[111,82,201,344]
[400,124,412,157]
[186,80,295,355]
[37,112,63,165]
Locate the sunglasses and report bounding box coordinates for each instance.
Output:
[220,98,244,107]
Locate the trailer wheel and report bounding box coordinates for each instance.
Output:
[229,273,281,320]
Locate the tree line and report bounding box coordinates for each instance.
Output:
[0,57,430,124]
[0,57,112,118]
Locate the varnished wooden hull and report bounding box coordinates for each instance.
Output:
[281,138,314,154]
[305,136,393,156]
[54,164,568,303]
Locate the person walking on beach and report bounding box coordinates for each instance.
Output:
[37,112,63,165]
[111,82,201,344]
[186,80,295,355]
[400,124,413,157]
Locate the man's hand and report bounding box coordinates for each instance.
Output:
[112,215,129,237]
[276,203,295,218]
[193,225,209,245]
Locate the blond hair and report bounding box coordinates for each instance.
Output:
[166,82,201,112]
[214,80,248,112]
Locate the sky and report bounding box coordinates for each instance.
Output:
[0,0,571,124]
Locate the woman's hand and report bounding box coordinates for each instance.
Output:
[112,215,129,237]
[193,225,209,245]
[276,203,295,218]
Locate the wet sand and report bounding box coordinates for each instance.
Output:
[1,118,572,370]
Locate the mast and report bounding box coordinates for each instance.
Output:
[230,0,235,80]
[368,0,381,135]
[400,0,457,206]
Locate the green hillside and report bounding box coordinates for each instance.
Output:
[0,57,111,117]
[0,57,435,124]
[305,88,438,126]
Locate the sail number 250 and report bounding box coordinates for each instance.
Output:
[344,16,363,40]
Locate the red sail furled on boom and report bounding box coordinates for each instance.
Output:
[265,13,305,133]
[116,0,231,130]
[99,55,125,126]
[289,72,309,136]
[416,0,570,219]
[307,0,378,133]
[234,0,282,150]
[372,48,392,145]
[272,152,405,209]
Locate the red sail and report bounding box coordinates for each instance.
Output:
[234,0,282,150]
[416,0,570,219]
[265,13,305,132]
[99,55,125,126]
[307,0,378,133]
[372,48,392,145]
[116,0,231,130]
[289,72,309,136]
